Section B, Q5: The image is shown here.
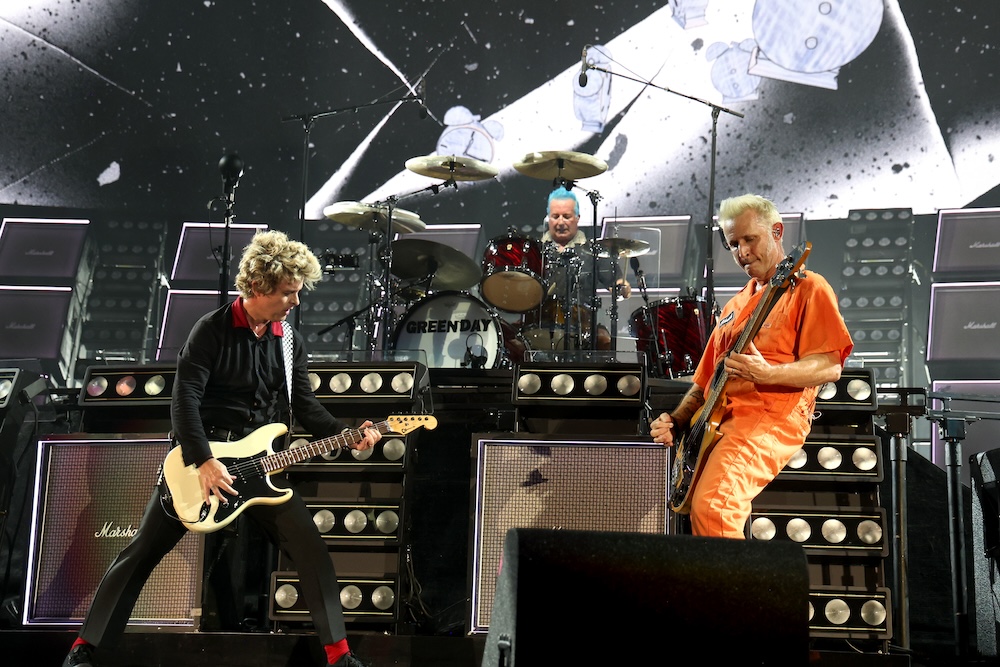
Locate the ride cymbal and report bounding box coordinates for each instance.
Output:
[390,238,481,290]
[404,154,499,181]
[323,201,426,234]
[513,150,608,180]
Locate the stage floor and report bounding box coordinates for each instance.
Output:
[4,628,995,667]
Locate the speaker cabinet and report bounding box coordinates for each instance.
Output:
[469,434,668,633]
[481,528,809,667]
[23,435,202,627]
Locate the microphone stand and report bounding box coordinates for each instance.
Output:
[585,64,743,315]
[218,179,239,309]
[281,93,423,330]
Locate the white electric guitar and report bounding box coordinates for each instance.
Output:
[161,415,437,533]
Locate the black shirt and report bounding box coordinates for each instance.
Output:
[171,298,350,467]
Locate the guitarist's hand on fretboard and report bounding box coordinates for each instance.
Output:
[352,420,383,451]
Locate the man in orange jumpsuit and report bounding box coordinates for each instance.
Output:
[649,193,853,538]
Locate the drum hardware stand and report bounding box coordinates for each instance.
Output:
[583,64,743,318]
[925,392,1000,660]
[316,271,434,351]
[281,91,424,329]
[584,187,603,351]
[632,258,666,376]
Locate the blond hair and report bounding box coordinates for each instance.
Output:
[718,193,781,228]
[234,230,322,298]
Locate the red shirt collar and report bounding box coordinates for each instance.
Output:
[232,297,284,336]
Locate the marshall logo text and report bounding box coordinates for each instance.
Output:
[95,522,138,538]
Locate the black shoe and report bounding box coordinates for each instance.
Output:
[63,644,97,667]
[330,652,370,667]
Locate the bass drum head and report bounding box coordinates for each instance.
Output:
[392,291,515,368]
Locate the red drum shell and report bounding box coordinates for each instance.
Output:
[480,234,546,313]
[629,297,714,377]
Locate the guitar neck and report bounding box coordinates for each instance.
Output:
[259,420,393,473]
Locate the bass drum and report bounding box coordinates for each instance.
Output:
[391,291,525,368]
[629,297,714,378]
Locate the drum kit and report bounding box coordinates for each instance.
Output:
[321,150,710,375]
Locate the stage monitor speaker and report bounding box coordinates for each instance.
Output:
[970,448,1000,657]
[481,528,810,667]
[23,435,202,628]
[156,289,238,361]
[469,434,668,633]
[927,283,1000,378]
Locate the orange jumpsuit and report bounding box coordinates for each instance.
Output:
[687,270,854,537]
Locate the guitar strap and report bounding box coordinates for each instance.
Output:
[280,321,294,446]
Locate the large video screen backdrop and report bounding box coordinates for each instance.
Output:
[2,0,998,248]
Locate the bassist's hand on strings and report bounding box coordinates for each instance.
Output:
[198,457,236,505]
[649,412,680,446]
[724,341,769,383]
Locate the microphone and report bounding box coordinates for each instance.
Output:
[578,46,589,86]
[630,256,646,290]
[219,153,244,197]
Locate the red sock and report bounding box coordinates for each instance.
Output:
[325,638,349,665]
[72,638,92,650]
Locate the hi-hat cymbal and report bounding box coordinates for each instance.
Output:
[390,238,481,290]
[513,150,608,180]
[592,237,651,258]
[323,201,426,234]
[405,154,499,181]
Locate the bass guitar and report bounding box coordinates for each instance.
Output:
[668,243,811,514]
[161,415,437,533]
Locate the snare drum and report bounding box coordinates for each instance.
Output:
[629,297,714,377]
[480,232,547,313]
[391,291,525,368]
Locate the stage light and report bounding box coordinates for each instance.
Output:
[512,362,645,405]
[306,362,429,408]
[78,364,175,406]
[808,587,893,639]
[288,430,410,471]
[305,503,402,543]
[270,572,398,622]
[749,507,888,557]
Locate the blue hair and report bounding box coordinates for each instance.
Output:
[547,186,579,216]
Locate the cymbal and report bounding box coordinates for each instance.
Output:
[390,238,481,290]
[513,151,608,180]
[323,201,426,234]
[405,154,499,181]
[592,237,651,258]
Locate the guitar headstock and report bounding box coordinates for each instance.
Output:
[387,414,438,435]
[770,242,812,288]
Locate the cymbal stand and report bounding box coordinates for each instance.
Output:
[563,181,604,352]
[376,197,398,353]
[362,228,385,353]
[281,91,423,330]
[584,64,743,314]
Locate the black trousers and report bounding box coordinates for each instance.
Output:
[78,480,347,648]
